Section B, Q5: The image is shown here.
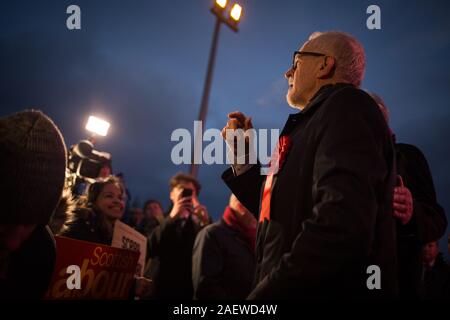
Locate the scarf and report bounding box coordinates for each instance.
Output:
[222,206,256,252]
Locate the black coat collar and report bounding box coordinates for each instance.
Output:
[281,83,354,136]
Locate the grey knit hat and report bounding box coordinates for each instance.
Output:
[0,110,67,224]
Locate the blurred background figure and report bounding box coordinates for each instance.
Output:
[420,241,450,299]
[138,199,164,294]
[145,173,211,299]
[141,199,164,237]
[0,110,66,299]
[193,194,256,300]
[129,207,145,235]
[98,163,112,178]
[370,92,448,298]
[117,173,132,224]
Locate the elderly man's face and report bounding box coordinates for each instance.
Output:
[285,41,326,110]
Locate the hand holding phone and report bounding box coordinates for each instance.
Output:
[169,188,194,218]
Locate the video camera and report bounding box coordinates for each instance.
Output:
[66,139,112,195]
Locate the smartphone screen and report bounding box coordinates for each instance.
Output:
[181,188,193,198]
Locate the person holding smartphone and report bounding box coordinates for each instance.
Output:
[145,173,211,299]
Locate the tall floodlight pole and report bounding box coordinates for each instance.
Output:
[190,1,243,178]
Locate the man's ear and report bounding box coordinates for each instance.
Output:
[317,56,335,79]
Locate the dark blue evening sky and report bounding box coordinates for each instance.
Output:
[1,0,449,256]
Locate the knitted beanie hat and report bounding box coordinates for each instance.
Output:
[0,110,67,224]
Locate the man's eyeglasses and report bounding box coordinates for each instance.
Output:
[292,51,326,70]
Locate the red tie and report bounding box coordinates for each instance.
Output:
[259,173,274,222]
[258,135,292,223]
[259,141,280,222]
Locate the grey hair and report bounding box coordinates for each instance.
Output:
[307,31,366,87]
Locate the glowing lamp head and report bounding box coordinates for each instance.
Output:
[85,116,110,137]
[230,3,242,22]
[215,0,227,9]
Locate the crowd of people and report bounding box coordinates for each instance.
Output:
[0,30,449,300]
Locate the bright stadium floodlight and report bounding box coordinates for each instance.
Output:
[215,0,227,9]
[229,3,242,22]
[85,115,110,137]
[210,0,242,32]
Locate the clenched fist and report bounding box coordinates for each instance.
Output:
[221,111,254,164]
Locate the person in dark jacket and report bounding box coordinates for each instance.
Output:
[370,92,448,298]
[140,199,164,293]
[193,194,257,300]
[146,173,210,299]
[221,31,398,299]
[0,110,67,299]
[420,241,450,298]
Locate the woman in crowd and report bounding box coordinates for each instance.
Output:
[59,176,152,298]
[59,176,124,244]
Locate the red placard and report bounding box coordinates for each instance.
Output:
[46,236,139,299]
